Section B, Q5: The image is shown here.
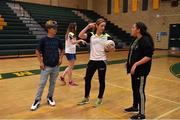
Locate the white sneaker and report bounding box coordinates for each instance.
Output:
[47,97,55,106]
[30,100,40,111]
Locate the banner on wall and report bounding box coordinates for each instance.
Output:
[153,0,160,10]
[132,0,138,12]
[123,0,128,13]
[142,0,148,11]
[113,0,120,14]
[107,0,162,14]
[107,0,112,14]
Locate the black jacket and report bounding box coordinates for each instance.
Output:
[127,36,154,76]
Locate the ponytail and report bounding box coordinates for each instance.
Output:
[135,22,154,49]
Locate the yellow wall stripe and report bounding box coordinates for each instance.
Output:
[113,0,120,14]
[132,0,138,12]
[153,0,160,10]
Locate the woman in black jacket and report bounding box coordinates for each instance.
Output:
[125,22,154,119]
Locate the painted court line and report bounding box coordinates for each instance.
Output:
[105,81,180,105]
[74,73,180,119]
[155,106,180,119]
[74,73,180,106]
[149,75,180,84]
[104,81,180,119]
[0,54,169,80]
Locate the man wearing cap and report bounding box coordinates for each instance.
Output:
[31,20,64,111]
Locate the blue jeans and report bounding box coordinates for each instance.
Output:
[35,65,59,101]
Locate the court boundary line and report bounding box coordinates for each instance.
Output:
[105,81,180,105]
[0,54,168,80]
[73,73,180,105]
[73,73,180,119]
[149,75,180,84]
[155,106,180,119]
[169,63,180,79]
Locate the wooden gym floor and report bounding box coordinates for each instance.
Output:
[0,50,179,119]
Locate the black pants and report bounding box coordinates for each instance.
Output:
[131,74,147,115]
[84,60,107,99]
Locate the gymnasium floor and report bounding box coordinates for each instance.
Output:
[0,50,179,119]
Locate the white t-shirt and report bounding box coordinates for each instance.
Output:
[87,32,112,61]
[65,32,76,54]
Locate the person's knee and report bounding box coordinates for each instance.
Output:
[39,82,46,88]
[50,81,55,85]
[68,66,74,70]
[68,60,75,67]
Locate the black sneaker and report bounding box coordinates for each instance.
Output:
[124,106,138,112]
[47,97,55,106]
[30,100,40,111]
[130,113,145,119]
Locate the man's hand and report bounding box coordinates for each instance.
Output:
[58,59,62,66]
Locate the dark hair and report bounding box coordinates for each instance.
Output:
[93,18,106,34]
[135,22,154,49]
[65,22,77,39]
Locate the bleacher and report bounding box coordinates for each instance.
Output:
[0,1,132,57]
[20,2,90,51]
[0,1,37,57]
[20,2,133,48]
[20,2,88,32]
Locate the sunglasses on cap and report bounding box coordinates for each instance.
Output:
[45,20,58,29]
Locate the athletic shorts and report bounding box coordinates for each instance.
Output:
[65,53,76,61]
